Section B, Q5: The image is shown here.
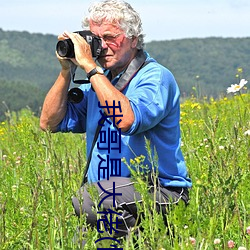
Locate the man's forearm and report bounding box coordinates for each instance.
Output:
[40,70,71,132]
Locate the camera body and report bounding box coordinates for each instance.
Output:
[56,30,102,58]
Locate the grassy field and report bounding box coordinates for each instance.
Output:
[0,91,249,249]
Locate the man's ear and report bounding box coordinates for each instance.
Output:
[131,36,139,48]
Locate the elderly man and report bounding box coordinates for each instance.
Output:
[40,0,192,243]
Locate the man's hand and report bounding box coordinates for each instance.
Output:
[62,31,96,72]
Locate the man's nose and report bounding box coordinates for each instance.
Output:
[101,38,108,49]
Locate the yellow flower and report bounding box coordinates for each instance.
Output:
[191,103,201,109]
[237,67,243,73]
[130,159,135,165]
[135,157,141,164]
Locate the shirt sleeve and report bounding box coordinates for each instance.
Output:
[123,63,180,135]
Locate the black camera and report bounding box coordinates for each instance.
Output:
[56,30,102,58]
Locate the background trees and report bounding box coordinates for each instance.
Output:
[0,28,249,120]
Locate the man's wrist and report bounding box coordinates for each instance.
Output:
[87,66,104,80]
[60,68,71,79]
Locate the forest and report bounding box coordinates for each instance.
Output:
[0,28,249,120]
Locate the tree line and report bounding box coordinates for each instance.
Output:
[0,28,249,120]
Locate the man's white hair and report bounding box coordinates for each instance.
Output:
[82,0,145,49]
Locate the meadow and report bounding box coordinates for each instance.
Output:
[0,89,249,249]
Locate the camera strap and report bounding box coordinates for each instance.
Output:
[81,50,150,185]
[113,49,148,91]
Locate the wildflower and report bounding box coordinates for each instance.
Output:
[238,247,246,250]
[244,130,250,136]
[135,156,141,164]
[227,79,248,93]
[246,226,250,235]
[196,180,202,185]
[228,240,235,248]
[189,237,196,246]
[214,238,221,244]
[42,213,48,221]
[191,103,201,109]
[218,145,224,150]
[12,185,18,192]
[237,67,243,73]
[130,159,135,165]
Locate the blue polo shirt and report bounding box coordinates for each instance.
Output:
[58,52,192,188]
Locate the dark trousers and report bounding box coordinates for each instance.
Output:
[72,176,189,238]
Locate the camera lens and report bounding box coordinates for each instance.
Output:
[56,39,74,58]
[68,88,84,103]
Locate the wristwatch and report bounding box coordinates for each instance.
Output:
[87,66,104,80]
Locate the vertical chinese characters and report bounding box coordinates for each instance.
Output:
[95,101,123,250]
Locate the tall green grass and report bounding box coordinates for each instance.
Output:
[0,93,249,249]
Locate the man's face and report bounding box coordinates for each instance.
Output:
[89,20,138,73]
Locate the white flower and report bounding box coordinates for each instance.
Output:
[20,207,25,214]
[238,247,246,250]
[214,238,221,244]
[244,130,250,136]
[227,79,248,93]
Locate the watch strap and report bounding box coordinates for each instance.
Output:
[87,67,103,80]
